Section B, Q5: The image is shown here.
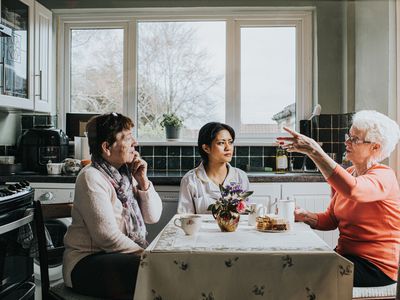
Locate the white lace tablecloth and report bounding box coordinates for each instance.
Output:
[134,214,353,300]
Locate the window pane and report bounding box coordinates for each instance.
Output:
[70,29,124,113]
[137,21,225,141]
[240,27,296,134]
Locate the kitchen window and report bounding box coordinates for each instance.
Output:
[58,8,312,142]
[68,26,125,113]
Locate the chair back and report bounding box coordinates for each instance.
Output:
[34,200,72,300]
[397,255,400,300]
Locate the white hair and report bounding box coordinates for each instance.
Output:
[351,110,400,162]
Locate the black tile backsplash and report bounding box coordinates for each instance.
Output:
[167,157,180,170]
[235,157,249,170]
[2,113,352,172]
[134,144,298,171]
[154,146,167,156]
[250,157,263,168]
[140,146,153,156]
[133,113,353,172]
[235,146,249,156]
[250,146,263,156]
[181,157,194,171]
[154,157,166,170]
[299,113,354,165]
[263,146,276,156]
[168,146,181,156]
[181,146,194,156]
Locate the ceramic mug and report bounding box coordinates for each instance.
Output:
[248,203,267,226]
[174,215,202,235]
[46,163,64,175]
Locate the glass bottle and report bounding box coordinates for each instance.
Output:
[276,142,288,173]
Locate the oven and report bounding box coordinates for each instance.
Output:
[0,181,35,300]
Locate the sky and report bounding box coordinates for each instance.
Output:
[193,22,296,125]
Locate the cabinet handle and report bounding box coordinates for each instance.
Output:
[0,59,3,90]
[1,57,6,93]
[35,70,42,99]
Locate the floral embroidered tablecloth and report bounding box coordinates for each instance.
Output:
[134,214,353,300]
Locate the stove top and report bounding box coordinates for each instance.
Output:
[0,180,33,202]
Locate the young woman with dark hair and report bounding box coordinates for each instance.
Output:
[178,122,250,214]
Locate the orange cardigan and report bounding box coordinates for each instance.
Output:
[315,164,400,281]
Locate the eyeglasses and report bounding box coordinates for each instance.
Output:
[344,133,371,144]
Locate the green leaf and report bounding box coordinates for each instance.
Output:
[239,191,254,199]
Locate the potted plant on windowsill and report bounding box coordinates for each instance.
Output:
[160,113,184,141]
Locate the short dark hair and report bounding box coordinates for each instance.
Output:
[198,122,235,165]
[86,112,134,159]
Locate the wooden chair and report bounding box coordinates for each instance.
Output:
[34,200,103,300]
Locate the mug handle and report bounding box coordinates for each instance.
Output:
[174,218,182,229]
[256,206,267,216]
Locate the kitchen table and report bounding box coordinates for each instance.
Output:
[134,215,353,300]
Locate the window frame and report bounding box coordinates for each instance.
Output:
[56,7,314,144]
[229,16,313,141]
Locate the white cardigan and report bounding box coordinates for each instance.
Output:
[178,162,250,214]
[63,165,162,287]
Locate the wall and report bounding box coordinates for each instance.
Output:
[0,112,21,146]
[354,0,396,114]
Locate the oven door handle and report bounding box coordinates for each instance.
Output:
[0,209,34,234]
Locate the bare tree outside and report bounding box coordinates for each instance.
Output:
[70,29,124,113]
[137,22,225,140]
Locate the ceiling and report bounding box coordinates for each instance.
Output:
[37,0,345,10]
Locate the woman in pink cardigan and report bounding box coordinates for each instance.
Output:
[278,110,400,287]
[63,113,162,299]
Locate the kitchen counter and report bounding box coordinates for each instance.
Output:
[0,171,325,185]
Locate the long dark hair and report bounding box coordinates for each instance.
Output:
[198,122,235,165]
[86,112,134,159]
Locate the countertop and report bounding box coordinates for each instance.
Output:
[0,171,325,185]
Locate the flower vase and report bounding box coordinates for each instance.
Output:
[215,212,240,232]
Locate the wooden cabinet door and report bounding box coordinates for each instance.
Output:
[282,182,339,249]
[249,182,281,214]
[34,1,52,112]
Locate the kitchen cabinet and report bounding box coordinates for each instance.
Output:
[147,185,179,243]
[250,182,338,248]
[33,1,52,112]
[0,0,52,112]
[0,0,34,110]
[30,182,75,203]
[282,182,339,248]
[249,182,281,213]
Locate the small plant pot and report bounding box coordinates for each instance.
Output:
[165,126,181,140]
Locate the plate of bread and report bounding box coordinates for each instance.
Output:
[256,215,289,232]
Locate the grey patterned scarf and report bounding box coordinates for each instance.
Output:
[92,157,148,248]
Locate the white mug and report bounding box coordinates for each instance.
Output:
[248,203,268,226]
[174,215,202,235]
[277,199,295,224]
[46,163,64,175]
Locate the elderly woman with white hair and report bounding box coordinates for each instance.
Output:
[278,110,400,287]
